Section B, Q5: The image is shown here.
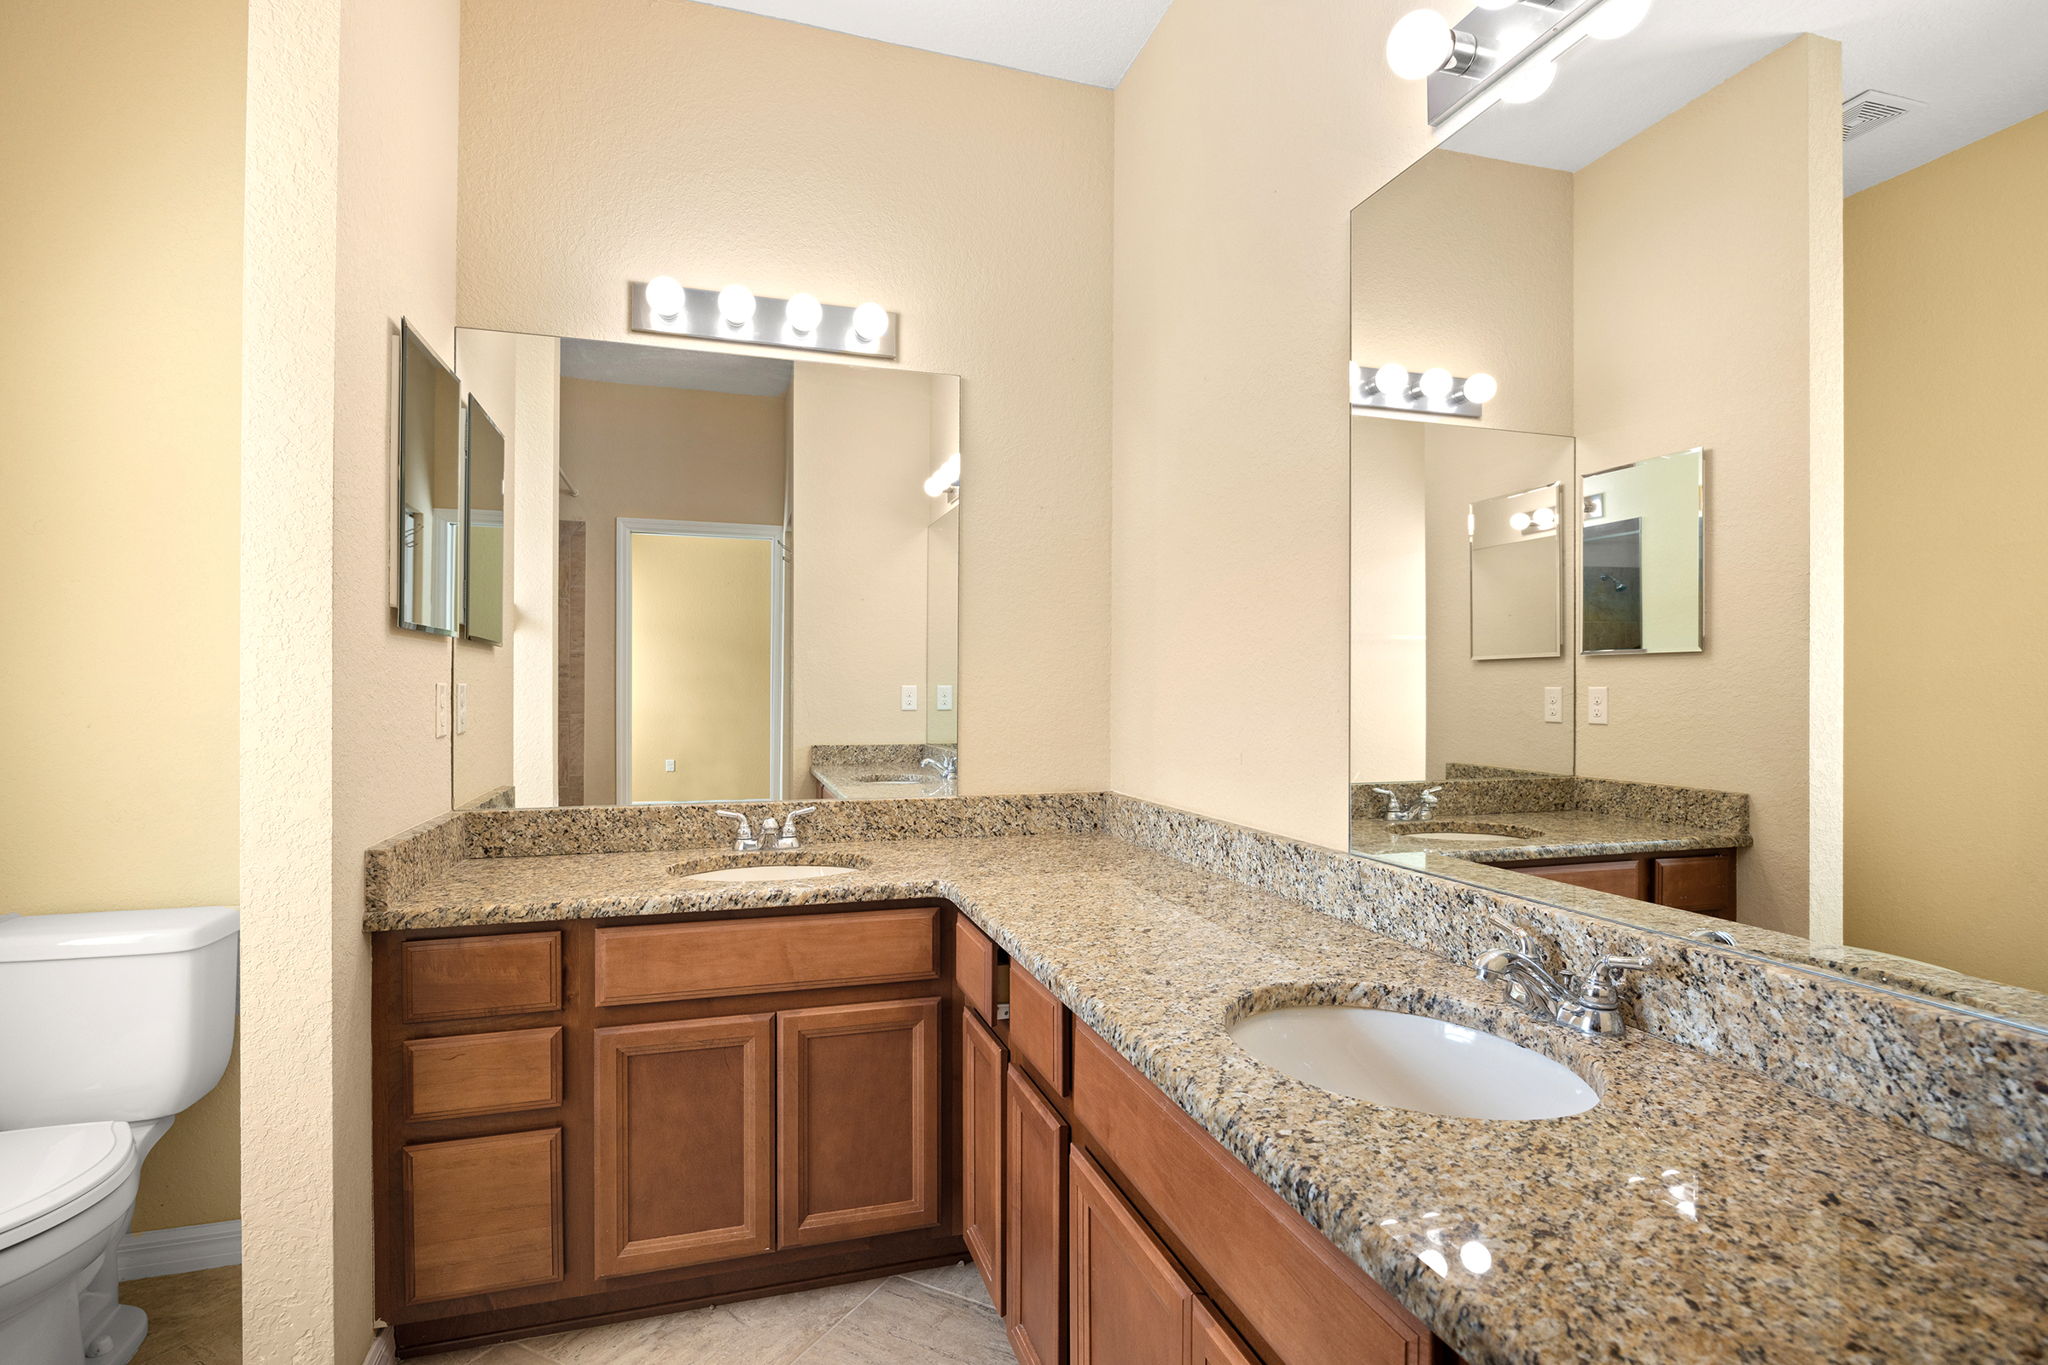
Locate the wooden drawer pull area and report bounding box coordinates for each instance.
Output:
[401,932,562,1023]
[402,1128,563,1305]
[404,1027,563,1122]
[1009,965,1071,1096]
[594,909,938,1006]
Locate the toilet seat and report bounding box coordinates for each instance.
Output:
[0,1123,136,1253]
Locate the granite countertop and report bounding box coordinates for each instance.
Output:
[368,834,2047,1364]
[812,761,956,801]
[1348,808,1752,864]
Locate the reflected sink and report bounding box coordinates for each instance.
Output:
[1392,821,1546,845]
[687,865,860,882]
[1228,1006,1597,1120]
[670,852,870,883]
[853,773,926,784]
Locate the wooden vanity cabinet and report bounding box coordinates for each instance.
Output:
[1005,1062,1070,1365]
[1506,846,1738,921]
[1070,1147,1194,1365]
[960,1008,1007,1311]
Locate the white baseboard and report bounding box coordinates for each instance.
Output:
[363,1326,396,1365]
[119,1219,242,1281]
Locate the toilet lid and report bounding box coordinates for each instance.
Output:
[0,1122,136,1252]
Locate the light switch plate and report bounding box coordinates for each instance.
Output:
[936,684,954,711]
[901,685,918,711]
[434,682,451,739]
[1588,686,1610,725]
[664,758,677,772]
[455,682,469,736]
[1543,686,1563,723]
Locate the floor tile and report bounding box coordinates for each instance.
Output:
[127,1263,241,1364]
[792,1277,1011,1365]
[895,1260,992,1306]
[420,1344,556,1365]
[526,1277,881,1365]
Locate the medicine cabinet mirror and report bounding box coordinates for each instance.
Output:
[395,322,461,637]
[1347,0,2048,1027]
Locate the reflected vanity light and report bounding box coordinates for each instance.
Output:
[1352,361,1495,419]
[923,453,962,499]
[628,279,901,360]
[1388,0,1653,127]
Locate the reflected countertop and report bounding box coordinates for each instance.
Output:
[812,761,955,801]
[368,831,2047,1364]
[1349,807,1752,863]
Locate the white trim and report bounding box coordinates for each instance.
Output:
[362,1326,397,1365]
[615,518,788,804]
[118,1219,241,1281]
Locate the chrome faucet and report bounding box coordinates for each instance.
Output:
[1475,914,1651,1037]
[921,753,957,781]
[1372,785,1443,823]
[772,807,818,851]
[714,810,761,853]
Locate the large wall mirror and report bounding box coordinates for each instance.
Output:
[452,328,963,811]
[1349,0,2048,1023]
[395,323,462,636]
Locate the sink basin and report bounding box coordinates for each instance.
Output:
[1391,821,1546,845]
[1228,1006,1597,1120]
[686,864,860,882]
[670,852,870,882]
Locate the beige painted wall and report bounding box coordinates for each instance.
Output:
[1113,0,1434,848]
[457,0,1112,798]
[1572,37,1842,935]
[241,0,460,1360]
[629,534,776,803]
[1350,418,1427,781]
[1350,149,1575,438]
[927,506,962,747]
[558,377,787,803]
[0,0,245,1235]
[1845,112,2048,990]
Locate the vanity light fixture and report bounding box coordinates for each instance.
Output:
[1389,0,1653,127]
[923,453,962,499]
[1352,361,1495,419]
[628,280,901,359]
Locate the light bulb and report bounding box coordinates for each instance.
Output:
[1374,364,1409,397]
[786,292,823,334]
[923,453,962,498]
[1532,506,1559,530]
[1386,10,1454,80]
[1460,372,1499,404]
[1418,367,1455,401]
[1499,57,1557,104]
[852,301,890,342]
[1509,511,1533,532]
[717,284,757,327]
[1584,0,1651,40]
[645,275,686,319]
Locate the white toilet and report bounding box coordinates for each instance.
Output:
[0,907,239,1365]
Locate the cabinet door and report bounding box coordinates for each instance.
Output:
[1069,1148,1192,1365]
[592,1016,774,1278]
[961,1008,1007,1312]
[1515,858,1649,899]
[777,999,942,1247]
[1193,1299,1261,1365]
[1004,1064,1069,1365]
[402,1128,563,1304]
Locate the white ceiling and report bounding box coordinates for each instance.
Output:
[560,338,793,395]
[680,0,1174,88]
[1445,0,2048,194]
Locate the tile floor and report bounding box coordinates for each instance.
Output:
[424,1261,1010,1365]
[126,1263,241,1364]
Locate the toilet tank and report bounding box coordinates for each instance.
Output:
[0,907,239,1129]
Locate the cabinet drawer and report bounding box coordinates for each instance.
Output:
[1515,858,1649,899]
[402,933,562,1023]
[1009,965,1071,1096]
[953,912,1002,1024]
[402,1128,563,1304]
[1653,854,1736,917]
[594,909,938,1006]
[404,1027,562,1122]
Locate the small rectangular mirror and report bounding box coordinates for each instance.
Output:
[462,397,507,645]
[396,322,461,636]
[1579,448,1704,655]
[1470,482,1562,661]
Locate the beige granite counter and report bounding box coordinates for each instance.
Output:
[367,820,2048,1364]
[809,743,957,800]
[1349,807,1752,863]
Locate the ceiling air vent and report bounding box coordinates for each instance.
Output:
[1843,90,1927,142]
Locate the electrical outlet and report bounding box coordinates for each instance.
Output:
[936,684,954,711]
[434,682,451,738]
[1588,686,1610,725]
[1543,686,1563,724]
[455,682,469,736]
[664,758,677,772]
[901,685,919,711]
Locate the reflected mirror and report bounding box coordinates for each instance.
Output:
[1348,0,2048,1021]
[462,398,507,645]
[395,322,461,636]
[453,329,963,809]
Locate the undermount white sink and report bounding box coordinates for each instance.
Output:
[685,864,859,882]
[1228,1006,1598,1120]
[1400,831,1524,845]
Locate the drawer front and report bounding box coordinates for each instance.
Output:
[1653,854,1736,917]
[594,908,939,1006]
[1009,965,1071,1096]
[1516,858,1648,900]
[402,933,562,1023]
[404,1027,563,1122]
[402,1128,563,1304]
[953,912,1002,1024]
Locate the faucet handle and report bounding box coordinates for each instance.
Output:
[1485,913,1538,958]
[1579,955,1651,1002]
[714,810,754,839]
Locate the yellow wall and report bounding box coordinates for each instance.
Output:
[457,0,1113,798]
[629,535,776,802]
[1846,112,2048,990]
[1572,37,1842,935]
[0,0,245,1234]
